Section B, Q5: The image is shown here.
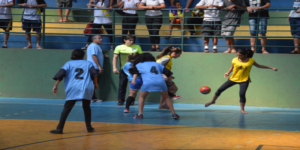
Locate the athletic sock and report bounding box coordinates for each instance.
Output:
[125,96,135,109]
[204,45,208,49]
[213,45,217,49]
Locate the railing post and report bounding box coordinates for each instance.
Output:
[181,8,185,50]
[42,8,46,48]
[112,9,115,50]
[254,10,260,53]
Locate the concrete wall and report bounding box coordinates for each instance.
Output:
[0,49,299,108]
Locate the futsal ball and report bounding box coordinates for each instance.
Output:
[200,86,211,94]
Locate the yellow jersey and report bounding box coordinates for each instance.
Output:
[229,57,255,82]
[156,55,173,70]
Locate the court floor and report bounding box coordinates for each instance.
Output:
[1,98,300,150]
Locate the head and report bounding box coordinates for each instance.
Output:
[173,1,181,8]
[127,53,140,63]
[157,46,182,59]
[132,53,156,66]
[71,49,85,60]
[92,35,102,44]
[236,48,254,59]
[124,35,134,46]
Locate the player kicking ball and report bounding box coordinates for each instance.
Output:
[50,49,99,134]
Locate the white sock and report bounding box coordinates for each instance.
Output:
[204,46,208,49]
[213,45,217,49]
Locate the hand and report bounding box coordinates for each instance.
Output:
[123,7,128,10]
[208,4,214,8]
[113,68,119,74]
[170,76,175,79]
[227,5,235,10]
[148,6,153,9]
[288,18,290,21]
[247,7,253,13]
[194,12,198,16]
[185,9,190,12]
[99,68,104,74]
[230,8,236,11]
[131,80,136,85]
[252,6,259,11]
[21,3,28,7]
[87,3,93,7]
[272,68,278,71]
[224,72,230,78]
[108,6,112,10]
[94,84,98,90]
[104,54,108,58]
[53,86,58,94]
[28,5,34,8]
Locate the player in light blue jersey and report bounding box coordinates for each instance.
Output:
[50,49,99,134]
[129,53,180,119]
[122,53,142,113]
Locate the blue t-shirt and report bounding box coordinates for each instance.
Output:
[87,43,104,70]
[123,62,142,81]
[54,60,98,101]
[136,61,167,92]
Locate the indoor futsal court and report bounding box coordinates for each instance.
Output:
[1,98,300,150]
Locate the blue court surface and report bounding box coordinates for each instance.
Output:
[1,97,300,132]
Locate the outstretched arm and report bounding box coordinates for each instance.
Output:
[253,62,278,71]
[224,64,234,78]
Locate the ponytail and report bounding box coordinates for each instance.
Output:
[157,46,182,59]
[237,48,254,58]
[127,53,140,62]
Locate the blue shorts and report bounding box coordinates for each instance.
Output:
[249,18,267,35]
[141,79,167,92]
[289,18,300,37]
[129,78,143,90]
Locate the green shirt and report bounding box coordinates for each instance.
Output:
[114,44,143,68]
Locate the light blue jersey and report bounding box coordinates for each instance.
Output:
[87,43,104,70]
[123,62,142,81]
[136,61,167,92]
[54,60,98,101]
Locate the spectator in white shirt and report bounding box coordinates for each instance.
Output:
[0,0,14,48]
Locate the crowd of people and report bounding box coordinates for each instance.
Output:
[0,0,299,54]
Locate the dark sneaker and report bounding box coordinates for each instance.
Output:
[213,49,218,53]
[149,48,156,51]
[172,113,180,119]
[2,45,7,48]
[156,48,161,52]
[117,100,124,105]
[50,129,63,134]
[87,127,95,132]
[204,49,209,53]
[133,114,143,119]
[124,108,130,113]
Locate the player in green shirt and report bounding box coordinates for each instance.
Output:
[113,35,143,105]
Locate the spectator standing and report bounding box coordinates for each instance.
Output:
[289,0,300,54]
[195,0,224,53]
[0,0,14,48]
[222,0,246,53]
[56,0,73,22]
[138,0,166,51]
[112,0,140,42]
[86,34,108,102]
[246,0,271,54]
[18,0,47,49]
[85,0,114,50]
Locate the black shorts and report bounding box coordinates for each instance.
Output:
[22,19,42,32]
[56,0,72,7]
[201,21,221,36]
[0,19,13,31]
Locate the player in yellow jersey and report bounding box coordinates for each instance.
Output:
[156,46,182,109]
[205,48,278,114]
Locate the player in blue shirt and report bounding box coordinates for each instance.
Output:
[129,53,180,119]
[50,49,99,134]
[122,53,142,113]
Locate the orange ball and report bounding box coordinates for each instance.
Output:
[200,86,211,94]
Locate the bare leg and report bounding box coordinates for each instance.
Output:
[128,89,138,98]
[63,9,71,22]
[204,37,209,46]
[24,33,32,49]
[294,38,300,52]
[167,19,175,37]
[240,102,247,114]
[205,95,218,107]
[138,91,149,115]
[250,34,256,52]
[160,91,175,114]
[57,9,63,22]
[36,32,42,49]
[260,33,268,53]
[225,37,232,52]
[158,96,168,109]
[4,33,9,45]
[213,37,218,45]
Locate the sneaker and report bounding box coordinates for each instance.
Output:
[124,108,130,113]
[156,48,161,52]
[2,45,7,48]
[172,95,182,100]
[149,48,156,51]
[81,46,87,50]
[213,49,218,53]
[133,113,143,119]
[204,49,209,53]
[50,129,63,134]
[87,127,95,132]
[117,100,125,105]
[92,99,103,102]
[172,113,180,119]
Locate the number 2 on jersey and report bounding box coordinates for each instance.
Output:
[150,66,158,74]
[75,68,84,79]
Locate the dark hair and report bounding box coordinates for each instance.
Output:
[173,0,181,6]
[127,53,140,62]
[124,35,134,41]
[237,48,254,58]
[71,49,85,60]
[157,46,183,59]
[132,53,156,66]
